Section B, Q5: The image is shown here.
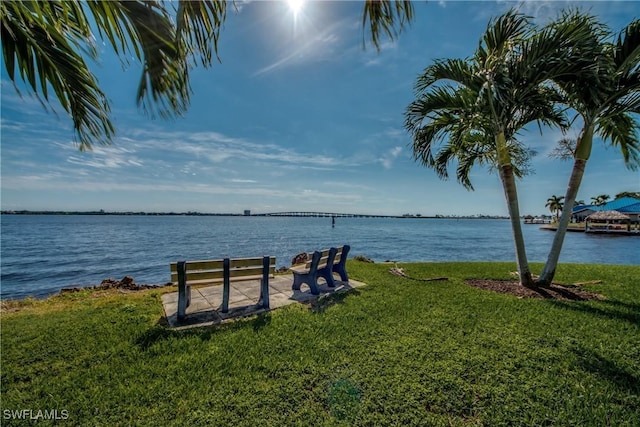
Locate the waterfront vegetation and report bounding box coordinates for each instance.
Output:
[2,262,639,426]
[404,10,640,288]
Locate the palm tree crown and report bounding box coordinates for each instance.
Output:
[545,195,565,221]
[591,194,611,206]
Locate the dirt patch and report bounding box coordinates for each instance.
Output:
[464,279,603,301]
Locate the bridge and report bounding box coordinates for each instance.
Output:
[255,212,399,218]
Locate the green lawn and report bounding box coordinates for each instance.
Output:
[2,262,639,426]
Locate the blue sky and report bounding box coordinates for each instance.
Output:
[1,0,639,216]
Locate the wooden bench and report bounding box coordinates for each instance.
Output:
[290,245,350,295]
[170,256,276,321]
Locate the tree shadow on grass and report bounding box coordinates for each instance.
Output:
[571,345,640,393]
[548,299,640,326]
[135,312,273,350]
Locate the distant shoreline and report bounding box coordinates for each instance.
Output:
[0,210,511,220]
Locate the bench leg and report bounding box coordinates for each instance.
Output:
[260,256,270,310]
[292,272,320,295]
[318,266,336,287]
[334,265,348,283]
[292,272,303,291]
[222,258,230,313]
[334,245,350,283]
[318,247,337,287]
[177,261,190,321]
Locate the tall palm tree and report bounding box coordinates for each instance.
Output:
[1,0,413,150]
[537,16,640,286]
[405,10,596,287]
[545,195,565,222]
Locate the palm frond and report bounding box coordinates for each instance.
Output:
[1,0,113,150]
[414,59,480,94]
[597,113,640,170]
[614,19,640,77]
[114,1,187,120]
[476,9,532,67]
[362,0,414,51]
[175,0,227,67]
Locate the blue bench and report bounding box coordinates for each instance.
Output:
[170,256,275,321]
[291,245,350,295]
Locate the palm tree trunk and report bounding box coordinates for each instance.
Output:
[538,125,594,286]
[537,160,586,285]
[494,132,533,287]
[499,164,534,287]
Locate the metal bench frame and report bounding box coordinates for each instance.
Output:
[291,245,350,295]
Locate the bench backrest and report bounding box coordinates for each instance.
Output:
[300,249,332,270]
[170,256,276,286]
[333,246,345,265]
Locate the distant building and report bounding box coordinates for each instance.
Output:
[244,210,251,216]
[573,197,640,223]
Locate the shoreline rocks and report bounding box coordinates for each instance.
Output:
[60,276,172,294]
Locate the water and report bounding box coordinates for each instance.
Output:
[1,215,638,299]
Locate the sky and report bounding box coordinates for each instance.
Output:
[1,0,639,216]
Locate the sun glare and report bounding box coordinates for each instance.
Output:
[286,0,304,16]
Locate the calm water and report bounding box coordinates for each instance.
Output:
[1,215,638,299]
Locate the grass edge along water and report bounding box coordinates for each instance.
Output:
[1,261,639,426]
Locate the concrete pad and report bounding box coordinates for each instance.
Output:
[186,298,214,315]
[219,304,268,321]
[162,292,179,303]
[198,285,223,298]
[269,276,295,292]
[231,283,263,300]
[163,301,178,318]
[162,274,367,329]
[268,292,296,309]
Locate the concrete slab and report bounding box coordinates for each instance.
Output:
[162,274,366,329]
[231,283,263,300]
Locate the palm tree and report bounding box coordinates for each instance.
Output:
[545,195,565,222]
[615,191,640,199]
[590,194,611,206]
[1,0,413,150]
[537,15,640,286]
[405,10,596,287]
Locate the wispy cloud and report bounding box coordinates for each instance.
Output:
[0,173,361,205]
[227,178,258,184]
[66,144,143,169]
[380,146,403,169]
[122,129,348,169]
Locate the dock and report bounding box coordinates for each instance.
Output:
[540,225,640,236]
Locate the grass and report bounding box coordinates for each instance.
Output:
[1,262,639,426]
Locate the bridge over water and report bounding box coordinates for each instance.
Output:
[255,212,398,218]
